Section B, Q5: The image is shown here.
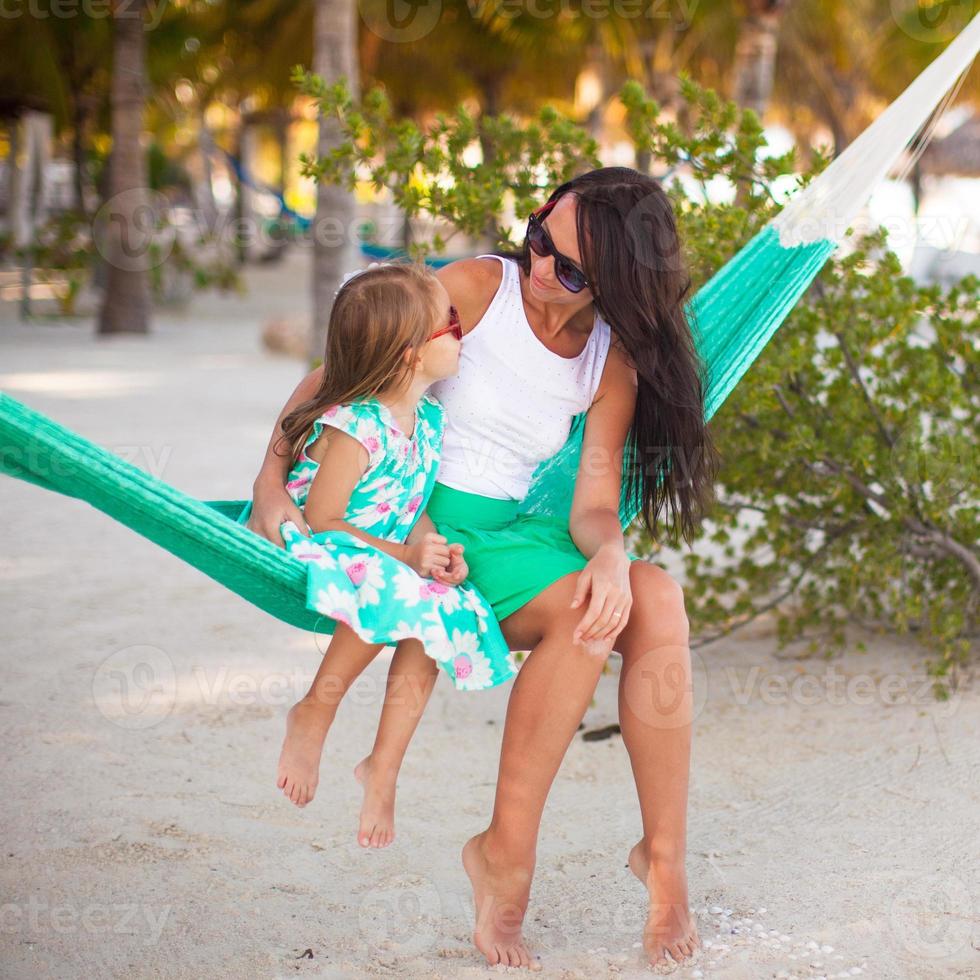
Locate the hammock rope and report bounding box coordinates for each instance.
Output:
[2,14,977,634]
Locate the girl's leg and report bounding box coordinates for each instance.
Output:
[277,622,384,807]
[612,561,700,969]
[462,571,613,971]
[354,638,439,848]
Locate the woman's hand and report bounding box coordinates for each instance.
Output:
[570,544,632,646]
[403,532,452,578]
[247,479,308,547]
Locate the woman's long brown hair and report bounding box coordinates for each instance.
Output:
[495,166,721,546]
[275,261,442,463]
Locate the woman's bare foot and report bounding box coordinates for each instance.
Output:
[628,839,701,969]
[353,755,397,848]
[275,698,333,807]
[462,831,541,971]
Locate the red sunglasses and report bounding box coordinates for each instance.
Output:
[429,304,463,341]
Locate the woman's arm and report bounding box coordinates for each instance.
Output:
[567,344,638,645]
[247,367,324,543]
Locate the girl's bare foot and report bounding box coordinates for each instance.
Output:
[462,831,541,971]
[628,839,701,969]
[353,755,397,848]
[275,698,333,807]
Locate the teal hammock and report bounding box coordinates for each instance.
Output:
[2,14,978,634]
[0,226,833,631]
[0,227,835,634]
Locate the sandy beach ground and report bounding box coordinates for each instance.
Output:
[1,252,977,979]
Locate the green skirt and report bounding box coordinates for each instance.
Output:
[426,481,641,623]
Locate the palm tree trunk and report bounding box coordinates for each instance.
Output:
[310,0,359,361]
[731,0,789,210]
[98,0,150,335]
[731,0,787,119]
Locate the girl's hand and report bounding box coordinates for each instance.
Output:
[404,532,451,578]
[433,543,467,586]
[570,544,632,647]
[248,480,309,546]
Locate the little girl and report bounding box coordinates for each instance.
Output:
[272,261,517,847]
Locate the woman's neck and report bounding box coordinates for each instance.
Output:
[518,264,596,341]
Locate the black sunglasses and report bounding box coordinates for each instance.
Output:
[525,200,592,294]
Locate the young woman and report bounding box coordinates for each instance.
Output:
[248,166,719,971]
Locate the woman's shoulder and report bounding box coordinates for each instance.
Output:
[436,255,509,331]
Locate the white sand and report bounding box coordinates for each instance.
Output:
[1,252,977,979]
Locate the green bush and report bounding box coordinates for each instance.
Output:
[293,69,978,693]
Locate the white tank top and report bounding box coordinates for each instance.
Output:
[429,253,612,500]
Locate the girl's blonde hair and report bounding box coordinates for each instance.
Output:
[276,260,443,462]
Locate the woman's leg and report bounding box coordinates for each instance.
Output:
[277,622,384,807]
[462,570,614,970]
[612,561,700,968]
[354,639,440,848]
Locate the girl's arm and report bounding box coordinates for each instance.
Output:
[409,510,464,584]
[567,344,638,646]
[247,366,324,544]
[305,433,452,577]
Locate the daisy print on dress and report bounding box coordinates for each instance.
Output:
[279,394,517,693]
[336,550,386,606]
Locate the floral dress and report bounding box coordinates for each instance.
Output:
[279,393,517,692]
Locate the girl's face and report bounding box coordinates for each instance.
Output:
[418,279,462,382]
